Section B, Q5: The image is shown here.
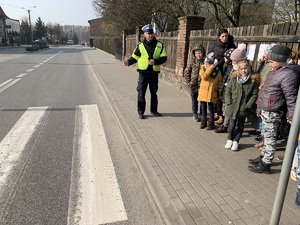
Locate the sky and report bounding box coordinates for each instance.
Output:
[0,0,99,26]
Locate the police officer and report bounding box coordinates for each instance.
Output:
[124,24,167,119]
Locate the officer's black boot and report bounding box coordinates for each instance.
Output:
[248,161,271,174]
[248,155,263,165]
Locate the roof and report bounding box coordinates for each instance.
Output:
[0,6,9,19]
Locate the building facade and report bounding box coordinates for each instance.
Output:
[0,6,20,46]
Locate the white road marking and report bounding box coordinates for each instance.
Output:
[26,69,34,72]
[68,104,127,225]
[0,107,49,190]
[34,65,40,68]
[0,78,21,93]
[16,73,27,78]
[0,79,13,88]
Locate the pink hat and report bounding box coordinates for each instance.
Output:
[230,43,247,61]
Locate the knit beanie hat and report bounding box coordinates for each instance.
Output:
[267,45,291,62]
[224,48,235,60]
[230,43,247,61]
[264,43,276,54]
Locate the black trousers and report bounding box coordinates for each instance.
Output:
[136,72,159,115]
[227,117,246,142]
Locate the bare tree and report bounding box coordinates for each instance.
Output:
[273,0,297,23]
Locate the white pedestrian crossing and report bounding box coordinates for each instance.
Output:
[68,104,128,225]
[0,104,127,224]
[0,106,50,188]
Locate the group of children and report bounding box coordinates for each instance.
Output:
[185,42,259,151]
[185,42,300,207]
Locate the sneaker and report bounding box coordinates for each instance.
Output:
[295,192,300,208]
[215,125,228,133]
[193,113,200,122]
[290,168,297,182]
[139,114,145,119]
[231,141,239,151]
[225,140,233,149]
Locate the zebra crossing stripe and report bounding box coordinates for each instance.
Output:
[68,104,127,225]
[0,107,49,188]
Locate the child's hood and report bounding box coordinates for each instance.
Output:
[192,44,206,57]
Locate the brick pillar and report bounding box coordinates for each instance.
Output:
[175,16,205,81]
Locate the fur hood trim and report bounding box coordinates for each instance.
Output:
[230,71,260,83]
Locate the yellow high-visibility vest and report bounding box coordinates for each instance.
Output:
[132,41,166,72]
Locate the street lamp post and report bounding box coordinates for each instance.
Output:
[22,6,36,44]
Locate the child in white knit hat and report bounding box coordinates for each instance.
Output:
[198,52,223,130]
[215,43,247,133]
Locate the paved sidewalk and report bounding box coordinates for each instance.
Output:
[85,48,299,225]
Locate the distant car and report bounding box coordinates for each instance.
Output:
[32,39,49,49]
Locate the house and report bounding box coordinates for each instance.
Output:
[0,6,20,46]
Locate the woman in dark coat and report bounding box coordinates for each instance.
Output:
[208,28,236,75]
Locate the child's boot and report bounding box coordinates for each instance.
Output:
[214,113,219,120]
[200,119,207,129]
[215,116,223,125]
[206,121,215,130]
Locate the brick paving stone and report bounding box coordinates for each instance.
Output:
[174,172,189,184]
[224,195,243,211]
[214,212,232,224]
[169,178,184,191]
[86,50,299,225]
[164,185,178,198]
[158,174,171,186]
[194,184,211,200]
[199,179,216,193]
[220,204,241,221]
[190,194,207,209]
[164,169,176,180]
[201,207,222,224]
[171,197,187,212]
[204,198,223,214]
[185,202,203,219]
[253,215,269,225]
[179,211,197,225]
[241,193,262,207]
[177,188,193,204]
[238,200,260,217]
[236,209,258,224]
[186,174,202,188]
[195,217,210,225]
[212,183,230,197]
[226,188,245,202]
[182,182,197,195]
[209,191,227,205]
[255,205,271,221]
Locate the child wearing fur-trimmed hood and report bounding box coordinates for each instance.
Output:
[224,59,260,151]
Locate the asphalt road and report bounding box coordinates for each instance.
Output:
[0,45,166,225]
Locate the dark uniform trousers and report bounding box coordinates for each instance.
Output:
[137,72,159,115]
